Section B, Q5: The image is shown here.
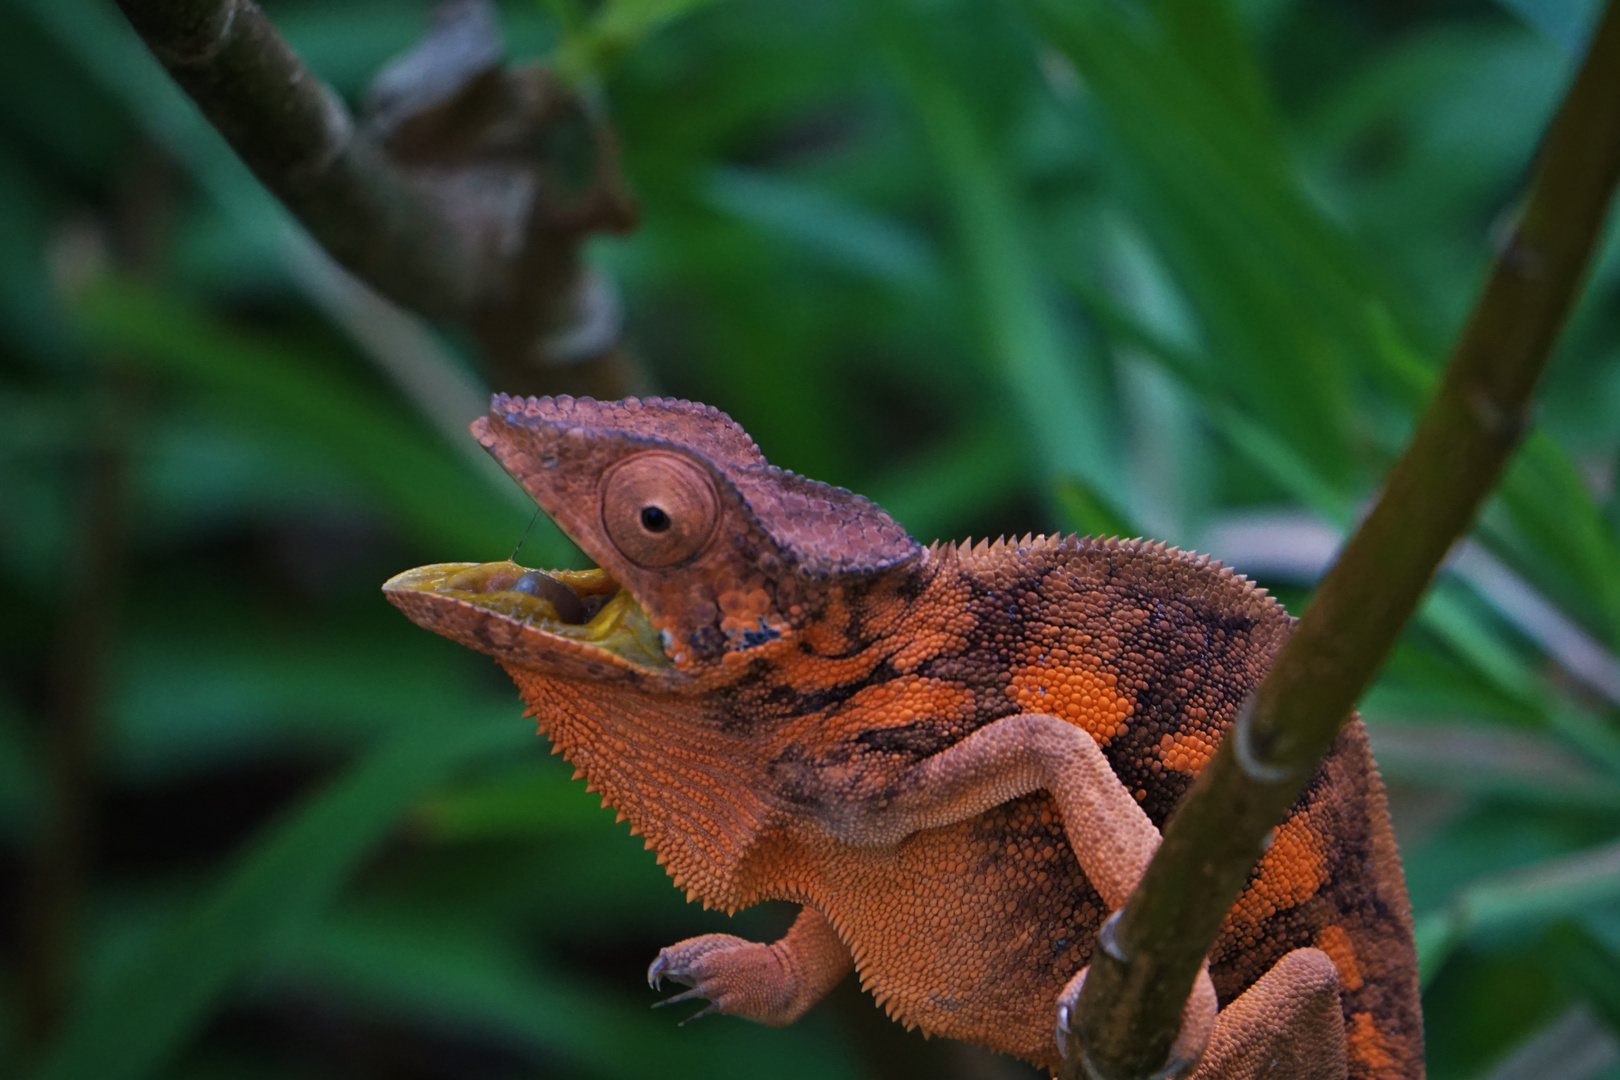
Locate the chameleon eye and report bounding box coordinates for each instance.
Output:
[601,451,720,568]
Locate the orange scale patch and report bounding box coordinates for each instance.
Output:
[1347,1011,1400,1075]
[783,645,888,693]
[889,609,975,673]
[1225,807,1329,937]
[833,675,977,735]
[1156,729,1218,775]
[798,593,853,650]
[717,583,779,635]
[1315,923,1364,992]
[1008,654,1133,746]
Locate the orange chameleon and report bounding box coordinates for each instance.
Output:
[385,395,1423,1079]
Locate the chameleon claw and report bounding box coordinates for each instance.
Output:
[677,1001,720,1026]
[648,955,668,990]
[653,987,720,1025]
[1055,966,1087,1061]
[653,987,707,1009]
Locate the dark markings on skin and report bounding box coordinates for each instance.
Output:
[854,721,957,758]
[689,623,726,658]
[1098,587,1263,827]
[767,741,870,813]
[1204,724,1418,1068]
[742,624,781,647]
[723,659,906,729]
[895,566,932,602]
[766,743,823,810]
[796,637,874,661]
[963,796,1105,986]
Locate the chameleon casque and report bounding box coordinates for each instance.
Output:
[384,394,1423,1079]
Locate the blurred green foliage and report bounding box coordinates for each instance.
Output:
[3,0,1620,1078]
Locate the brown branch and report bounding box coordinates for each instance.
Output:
[116,0,639,397]
[118,0,480,316]
[1064,3,1620,1077]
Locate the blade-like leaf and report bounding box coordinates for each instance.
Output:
[30,716,532,1080]
[880,16,1128,516]
[73,281,564,563]
[266,906,863,1080]
[1418,839,1620,983]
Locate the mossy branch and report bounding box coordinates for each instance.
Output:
[1063,3,1620,1077]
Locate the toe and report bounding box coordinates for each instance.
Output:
[653,987,708,1010]
[677,1001,719,1026]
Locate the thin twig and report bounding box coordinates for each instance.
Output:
[1065,3,1620,1076]
[115,0,640,396]
[117,0,482,318]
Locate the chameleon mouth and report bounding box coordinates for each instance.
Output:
[382,560,670,669]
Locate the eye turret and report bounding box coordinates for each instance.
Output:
[600,451,720,568]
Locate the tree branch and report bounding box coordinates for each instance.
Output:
[1064,3,1620,1077]
[118,0,480,316]
[116,0,639,397]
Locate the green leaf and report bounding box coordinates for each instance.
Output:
[30,716,531,1080]
[552,0,727,82]
[1417,839,1620,984]
[1545,920,1620,1033]
[1055,478,1136,541]
[0,684,39,840]
[106,619,504,781]
[1026,0,1380,482]
[880,17,1128,514]
[417,758,621,841]
[1494,0,1604,52]
[702,167,944,293]
[1365,721,1620,810]
[866,420,1027,544]
[265,906,863,1080]
[1493,431,1620,646]
[73,280,563,563]
[1151,0,1288,150]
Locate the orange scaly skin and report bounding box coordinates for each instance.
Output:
[385,395,1423,1078]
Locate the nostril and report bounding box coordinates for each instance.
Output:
[509,570,587,624]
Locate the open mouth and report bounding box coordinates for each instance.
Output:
[383,561,670,669]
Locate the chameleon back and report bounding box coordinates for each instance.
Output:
[730,535,1422,1075]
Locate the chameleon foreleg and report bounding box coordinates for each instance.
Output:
[853,713,1156,907]
[648,906,853,1026]
[835,713,1220,1067]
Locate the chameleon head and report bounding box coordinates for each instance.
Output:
[383,395,922,680]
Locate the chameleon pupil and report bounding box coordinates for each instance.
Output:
[641,505,672,532]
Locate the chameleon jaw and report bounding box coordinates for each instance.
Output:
[382,560,671,669]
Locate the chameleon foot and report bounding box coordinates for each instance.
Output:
[650,985,719,1024]
[648,932,800,1026]
[648,916,849,1028]
[1054,963,1218,1079]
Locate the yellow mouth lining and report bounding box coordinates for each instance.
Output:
[386,560,669,669]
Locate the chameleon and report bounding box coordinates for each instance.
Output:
[384,394,1423,1079]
